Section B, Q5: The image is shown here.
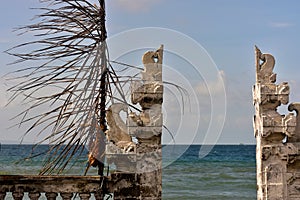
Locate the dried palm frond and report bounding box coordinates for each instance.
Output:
[5,0,141,175]
[5,0,186,176]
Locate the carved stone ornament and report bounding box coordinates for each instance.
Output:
[105,46,163,200]
[253,46,300,200]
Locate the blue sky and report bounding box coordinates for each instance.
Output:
[1,0,300,144]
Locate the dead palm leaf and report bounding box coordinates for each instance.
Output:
[5,0,184,175]
[5,0,140,175]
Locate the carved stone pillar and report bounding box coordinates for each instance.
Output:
[253,46,300,200]
[105,45,163,199]
[130,45,163,199]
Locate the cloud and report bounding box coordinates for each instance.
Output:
[0,38,9,44]
[0,77,10,108]
[269,22,294,28]
[195,70,226,97]
[111,0,163,13]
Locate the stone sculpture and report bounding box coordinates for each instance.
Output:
[253,46,300,200]
[255,46,276,84]
[105,46,163,199]
[106,103,135,153]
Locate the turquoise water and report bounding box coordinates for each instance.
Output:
[0,145,256,199]
[162,145,256,200]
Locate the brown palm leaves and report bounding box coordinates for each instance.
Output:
[5,0,137,175]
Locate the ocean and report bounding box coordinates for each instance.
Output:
[0,145,256,199]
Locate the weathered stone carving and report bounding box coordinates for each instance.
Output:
[255,45,276,84]
[105,103,136,173]
[106,103,135,153]
[131,45,163,109]
[129,45,163,176]
[253,46,300,200]
[105,45,163,199]
[128,104,163,139]
[288,103,300,142]
[142,45,163,80]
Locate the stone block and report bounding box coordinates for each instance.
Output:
[142,64,162,81]
[265,164,284,182]
[131,80,163,109]
[253,82,290,105]
[140,184,160,197]
[128,105,162,127]
[137,136,162,148]
[259,113,296,137]
[106,142,136,155]
[128,126,162,138]
[136,151,162,173]
[266,184,284,199]
[137,170,161,185]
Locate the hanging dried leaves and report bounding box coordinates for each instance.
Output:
[5,0,139,175]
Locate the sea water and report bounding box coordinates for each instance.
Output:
[162,145,256,200]
[0,145,256,199]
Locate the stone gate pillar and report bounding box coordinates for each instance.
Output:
[252,46,300,200]
[105,45,163,199]
[129,45,163,199]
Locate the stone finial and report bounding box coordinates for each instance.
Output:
[142,45,163,65]
[141,45,163,82]
[255,45,276,83]
[132,46,163,109]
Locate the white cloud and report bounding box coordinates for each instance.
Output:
[111,0,163,13]
[269,22,294,28]
[195,70,226,97]
[0,75,32,108]
[0,38,9,44]
[0,77,10,108]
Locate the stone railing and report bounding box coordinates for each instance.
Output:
[0,172,158,199]
[0,175,106,200]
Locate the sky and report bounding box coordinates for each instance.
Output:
[1,0,300,144]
